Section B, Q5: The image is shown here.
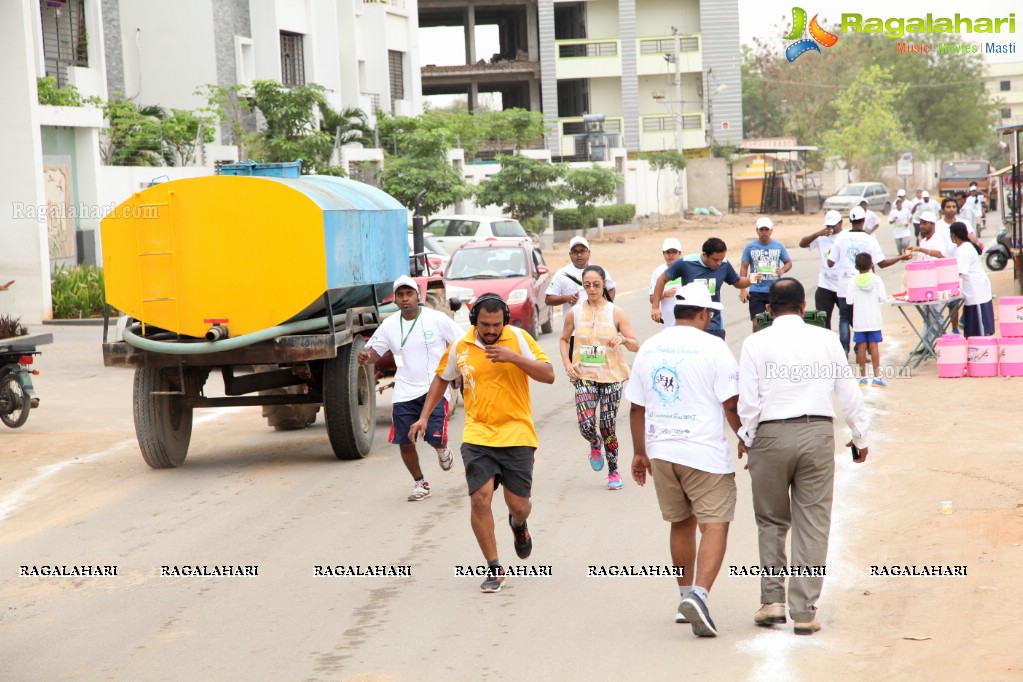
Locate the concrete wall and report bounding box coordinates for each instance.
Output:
[636,0,700,35]
[686,157,728,211]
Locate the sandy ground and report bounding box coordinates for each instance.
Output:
[547,212,1023,679]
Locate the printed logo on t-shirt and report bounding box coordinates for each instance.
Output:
[652,365,679,402]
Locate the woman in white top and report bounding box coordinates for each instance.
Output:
[949,222,994,337]
[560,265,640,490]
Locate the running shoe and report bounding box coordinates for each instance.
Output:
[407,479,431,501]
[675,604,690,624]
[679,592,718,637]
[858,377,868,387]
[509,514,533,559]
[480,566,506,593]
[589,446,605,471]
[607,471,623,490]
[871,378,888,388]
[436,445,454,471]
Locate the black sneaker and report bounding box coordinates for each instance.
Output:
[679,593,718,637]
[509,515,532,559]
[480,566,506,593]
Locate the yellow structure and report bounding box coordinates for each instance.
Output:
[101,175,407,339]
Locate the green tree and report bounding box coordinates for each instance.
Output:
[162,108,216,166]
[563,165,621,224]
[379,129,471,216]
[318,104,373,147]
[819,65,911,174]
[646,150,687,216]
[248,80,333,171]
[100,99,164,166]
[475,154,565,220]
[195,83,257,158]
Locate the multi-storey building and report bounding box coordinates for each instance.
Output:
[984,61,1023,128]
[419,0,743,157]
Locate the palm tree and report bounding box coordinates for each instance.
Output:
[318,104,374,148]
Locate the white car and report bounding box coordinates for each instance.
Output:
[423,214,531,252]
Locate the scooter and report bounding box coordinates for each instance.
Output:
[985,226,1013,271]
[0,330,51,428]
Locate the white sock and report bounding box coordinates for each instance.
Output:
[692,586,709,603]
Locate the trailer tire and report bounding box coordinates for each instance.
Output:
[258,365,320,430]
[324,336,374,460]
[133,366,192,468]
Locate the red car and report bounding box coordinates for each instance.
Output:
[442,240,554,338]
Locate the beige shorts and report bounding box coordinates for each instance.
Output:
[650,459,736,524]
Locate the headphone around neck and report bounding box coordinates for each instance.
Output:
[468,293,511,326]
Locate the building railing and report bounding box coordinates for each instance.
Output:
[639,34,700,55]
[557,39,620,59]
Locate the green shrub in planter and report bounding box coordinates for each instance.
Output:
[596,203,636,225]
[51,264,106,319]
[553,208,584,231]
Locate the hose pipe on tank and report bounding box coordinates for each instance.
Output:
[122,317,332,354]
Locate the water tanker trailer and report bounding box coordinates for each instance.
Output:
[100,162,437,468]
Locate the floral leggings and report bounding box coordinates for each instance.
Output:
[573,379,624,474]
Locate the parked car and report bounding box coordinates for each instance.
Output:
[442,240,554,338]
[407,232,449,274]
[822,182,891,215]
[424,214,531,252]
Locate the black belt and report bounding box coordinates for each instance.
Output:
[759,415,833,425]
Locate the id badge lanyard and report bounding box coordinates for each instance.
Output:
[397,307,422,367]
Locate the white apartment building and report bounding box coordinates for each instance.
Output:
[985,61,1023,128]
[2,0,422,323]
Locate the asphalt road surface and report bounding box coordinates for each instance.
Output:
[1,251,885,681]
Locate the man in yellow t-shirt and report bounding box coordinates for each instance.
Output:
[410,293,555,593]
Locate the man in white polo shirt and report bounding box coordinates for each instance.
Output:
[629,283,742,638]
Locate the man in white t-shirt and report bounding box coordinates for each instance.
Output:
[628,283,741,638]
[907,211,955,260]
[888,192,913,255]
[826,207,909,356]
[911,190,940,244]
[857,200,881,235]
[798,210,844,334]
[649,237,683,327]
[935,196,979,250]
[358,276,465,502]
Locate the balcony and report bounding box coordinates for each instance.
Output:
[639,112,706,152]
[555,39,621,80]
[637,34,702,76]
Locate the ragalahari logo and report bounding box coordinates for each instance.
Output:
[784,7,839,62]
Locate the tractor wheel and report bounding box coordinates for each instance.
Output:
[133,366,192,468]
[324,336,375,460]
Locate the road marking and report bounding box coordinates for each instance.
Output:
[0,410,241,524]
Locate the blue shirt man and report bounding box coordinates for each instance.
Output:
[650,238,754,340]
[739,217,793,333]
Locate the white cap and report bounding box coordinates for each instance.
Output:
[849,206,866,221]
[755,217,773,230]
[675,282,724,311]
[969,183,978,190]
[569,236,590,250]
[859,198,869,206]
[824,210,842,226]
[919,210,937,223]
[661,237,682,252]
[393,275,419,294]
[896,189,906,197]
[922,190,930,198]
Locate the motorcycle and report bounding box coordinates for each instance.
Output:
[0,334,50,428]
[985,226,1013,272]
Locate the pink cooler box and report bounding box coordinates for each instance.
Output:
[999,336,1023,377]
[999,296,1023,337]
[936,334,967,378]
[935,258,960,296]
[967,336,999,377]
[906,261,938,302]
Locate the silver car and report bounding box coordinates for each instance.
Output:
[822,182,891,216]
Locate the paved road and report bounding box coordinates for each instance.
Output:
[0,251,894,680]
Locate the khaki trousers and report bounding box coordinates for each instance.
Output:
[747,421,835,622]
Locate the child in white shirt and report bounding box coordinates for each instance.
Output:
[845,252,889,387]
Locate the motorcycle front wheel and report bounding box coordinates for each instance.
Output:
[0,373,31,428]
[986,250,1008,272]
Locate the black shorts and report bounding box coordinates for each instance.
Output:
[462,443,535,498]
[748,291,771,319]
[389,394,448,447]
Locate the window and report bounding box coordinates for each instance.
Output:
[1002,107,1012,119]
[39,0,88,87]
[1000,80,1011,92]
[388,50,405,109]
[492,221,528,239]
[280,31,305,86]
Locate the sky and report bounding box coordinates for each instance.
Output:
[419,0,1020,67]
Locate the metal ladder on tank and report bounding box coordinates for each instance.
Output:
[132,193,187,396]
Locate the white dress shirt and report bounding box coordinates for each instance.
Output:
[738,315,870,449]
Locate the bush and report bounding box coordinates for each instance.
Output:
[553,204,636,231]
[0,315,29,340]
[51,264,106,319]
[521,216,547,234]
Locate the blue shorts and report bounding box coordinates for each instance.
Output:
[748,292,771,320]
[389,393,448,447]
[853,330,883,344]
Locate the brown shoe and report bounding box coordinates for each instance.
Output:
[754,603,786,626]
[793,617,821,635]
